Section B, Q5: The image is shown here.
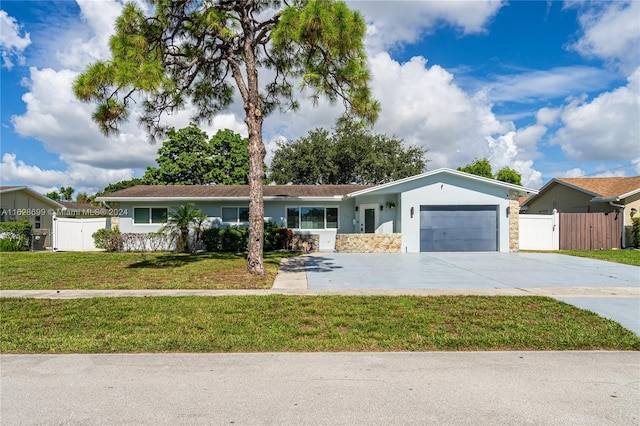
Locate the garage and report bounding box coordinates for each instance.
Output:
[419,205,498,252]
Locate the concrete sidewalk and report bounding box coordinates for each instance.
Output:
[2,352,639,425]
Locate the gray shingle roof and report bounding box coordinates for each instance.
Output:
[100,184,374,199]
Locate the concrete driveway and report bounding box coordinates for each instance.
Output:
[304,252,640,335]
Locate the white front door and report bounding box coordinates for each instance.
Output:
[359,204,378,233]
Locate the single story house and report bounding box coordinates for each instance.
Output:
[521,176,640,247]
[97,168,538,253]
[0,186,68,249]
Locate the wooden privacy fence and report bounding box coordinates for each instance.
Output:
[559,212,622,250]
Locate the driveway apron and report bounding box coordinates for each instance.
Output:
[304,252,640,335]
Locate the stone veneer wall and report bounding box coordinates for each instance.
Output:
[110,202,120,229]
[508,190,520,252]
[335,233,402,253]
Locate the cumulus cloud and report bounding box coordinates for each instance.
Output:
[570,0,640,74]
[552,68,640,162]
[486,126,545,188]
[366,53,515,169]
[53,0,124,70]
[12,67,158,170]
[350,0,504,53]
[0,10,31,69]
[1,153,132,194]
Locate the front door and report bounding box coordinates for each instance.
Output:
[359,204,378,233]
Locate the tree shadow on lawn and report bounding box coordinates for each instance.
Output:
[126,252,247,269]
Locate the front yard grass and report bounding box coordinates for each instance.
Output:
[559,249,640,267]
[2,295,638,353]
[0,251,292,290]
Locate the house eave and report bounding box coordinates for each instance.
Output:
[345,168,538,198]
[96,195,346,203]
[0,186,67,210]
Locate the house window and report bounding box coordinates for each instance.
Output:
[287,207,299,228]
[222,207,249,225]
[35,215,41,229]
[287,207,338,230]
[133,207,167,224]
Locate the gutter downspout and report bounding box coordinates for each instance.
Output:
[609,201,626,248]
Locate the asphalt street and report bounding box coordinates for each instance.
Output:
[2,352,639,425]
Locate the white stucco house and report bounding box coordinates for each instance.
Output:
[97,168,538,253]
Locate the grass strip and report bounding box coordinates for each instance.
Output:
[2,295,638,353]
[0,252,290,290]
[557,249,640,266]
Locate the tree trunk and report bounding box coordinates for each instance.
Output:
[246,110,265,276]
[238,3,266,276]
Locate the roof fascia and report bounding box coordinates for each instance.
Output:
[616,187,640,199]
[346,168,538,198]
[96,196,346,202]
[0,186,26,194]
[1,186,66,209]
[521,178,597,207]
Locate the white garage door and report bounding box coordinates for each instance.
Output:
[420,205,498,252]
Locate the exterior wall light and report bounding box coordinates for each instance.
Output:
[631,207,638,216]
[410,207,414,218]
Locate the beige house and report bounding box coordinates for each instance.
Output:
[521,176,640,247]
[0,186,67,249]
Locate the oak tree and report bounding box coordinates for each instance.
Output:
[270,122,426,184]
[457,158,523,185]
[142,125,250,185]
[74,0,378,275]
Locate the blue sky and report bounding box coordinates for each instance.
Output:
[1,0,639,195]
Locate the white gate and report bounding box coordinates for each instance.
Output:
[519,212,559,251]
[53,217,108,251]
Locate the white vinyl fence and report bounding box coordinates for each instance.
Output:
[519,212,559,251]
[53,217,108,251]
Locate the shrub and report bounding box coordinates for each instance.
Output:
[201,227,248,252]
[0,221,32,251]
[274,228,294,250]
[201,222,289,253]
[92,227,122,252]
[632,217,640,249]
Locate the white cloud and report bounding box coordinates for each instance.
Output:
[54,0,124,70]
[12,67,158,170]
[351,0,505,53]
[367,52,517,170]
[570,1,640,74]
[552,68,640,162]
[0,10,31,69]
[486,128,545,188]
[1,153,132,194]
[536,107,560,126]
[563,168,584,178]
[485,66,615,103]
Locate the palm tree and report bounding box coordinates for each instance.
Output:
[161,204,207,253]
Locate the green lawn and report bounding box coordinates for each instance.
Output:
[2,295,638,353]
[558,249,640,266]
[0,251,291,290]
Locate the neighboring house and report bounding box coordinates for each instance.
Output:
[0,186,67,249]
[97,168,537,253]
[521,176,640,247]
